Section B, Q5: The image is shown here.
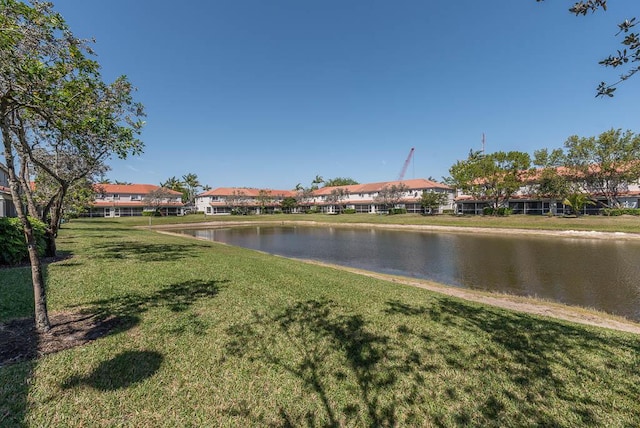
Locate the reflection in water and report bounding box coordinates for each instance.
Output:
[181,226,640,321]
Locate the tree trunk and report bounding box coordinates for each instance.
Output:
[2,110,51,332]
[44,230,57,258]
[43,188,65,257]
[26,234,50,331]
[18,156,39,218]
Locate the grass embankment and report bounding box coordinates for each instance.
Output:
[124,211,640,234]
[1,219,640,426]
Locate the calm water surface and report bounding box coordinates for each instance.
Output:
[178,226,640,321]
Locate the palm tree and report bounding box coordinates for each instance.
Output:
[160,176,182,190]
[311,175,324,190]
[182,173,201,205]
[563,193,596,216]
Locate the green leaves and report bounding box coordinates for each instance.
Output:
[567,0,607,16]
[538,0,637,97]
[449,151,531,210]
[420,190,447,214]
[527,129,640,208]
[323,177,359,187]
[1,0,146,262]
[562,193,596,216]
[0,217,46,265]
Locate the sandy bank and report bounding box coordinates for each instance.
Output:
[152,219,640,240]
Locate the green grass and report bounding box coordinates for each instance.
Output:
[116,211,640,233]
[1,219,640,426]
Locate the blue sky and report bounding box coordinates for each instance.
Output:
[49,0,639,190]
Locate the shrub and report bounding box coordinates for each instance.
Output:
[343,208,356,214]
[388,208,407,215]
[142,210,161,217]
[442,209,455,215]
[483,207,513,216]
[602,208,640,216]
[0,217,47,265]
[497,207,512,216]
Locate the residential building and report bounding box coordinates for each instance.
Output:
[196,188,297,215]
[195,179,455,215]
[454,168,640,215]
[85,184,185,217]
[0,163,16,218]
[309,179,454,214]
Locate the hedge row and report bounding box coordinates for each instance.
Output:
[602,208,640,216]
[0,217,47,265]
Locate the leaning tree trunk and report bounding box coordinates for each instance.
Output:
[1,112,51,332]
[22,215,50,332]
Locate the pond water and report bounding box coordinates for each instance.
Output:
[177,226,640,321]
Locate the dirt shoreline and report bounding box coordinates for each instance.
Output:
[153,221,640,335]
[152,219,640,241]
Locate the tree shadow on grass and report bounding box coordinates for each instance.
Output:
[2,264,212,363]
[225,299,397,427]
[61,350,163,391]
[0,312,140,428]
[385,298,640,426]
[0,313,140,367]
[65,226,133,232]
[1,279,225,426]
[89,241,211,262]
[81,278,228,317]
[223,297,640,426]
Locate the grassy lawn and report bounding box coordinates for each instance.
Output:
[1,218,639,426]
[125,211,640,233]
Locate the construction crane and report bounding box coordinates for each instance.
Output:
[397,147,415,181]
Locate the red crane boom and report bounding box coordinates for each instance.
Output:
[397,147,415,181]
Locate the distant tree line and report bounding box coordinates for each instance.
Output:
[447,129,640,214]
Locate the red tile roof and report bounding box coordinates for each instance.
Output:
[197,179,451,202]
[92,201,184,207]
[94,183,182,196]
[199,187,297,198]
[312,178,451,196]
